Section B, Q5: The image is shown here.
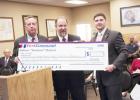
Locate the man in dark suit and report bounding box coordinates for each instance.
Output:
[12,16,48,57]
[92,13,128,100]
[0,49,17,75]
[51,16,85,100]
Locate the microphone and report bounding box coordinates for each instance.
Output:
[16,57,26,72]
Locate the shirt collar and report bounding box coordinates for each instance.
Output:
[5,57,9,61]
[27,34,38,42]
[57,34,68,42]
[97,27,107,36]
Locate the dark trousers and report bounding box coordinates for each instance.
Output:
[53,71,86,100]
[98,84,122,100]
[55,86,85,100]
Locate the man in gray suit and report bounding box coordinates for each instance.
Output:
[12,16,48,57]
[92,13,128,100]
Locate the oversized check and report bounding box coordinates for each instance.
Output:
[18,43,108,71]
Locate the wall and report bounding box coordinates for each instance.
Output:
[0,1,110,56]
[110,0,140,43]
[0,1,72,56]
[71,3,110,34]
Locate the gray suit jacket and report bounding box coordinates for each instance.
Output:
[12,34,48,57]
[92,29,128,86]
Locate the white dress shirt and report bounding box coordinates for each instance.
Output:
[96,27,107,42]
[27,34,39,42]
[58,34,68,42]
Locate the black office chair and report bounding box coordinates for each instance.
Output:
[121,69,132,92]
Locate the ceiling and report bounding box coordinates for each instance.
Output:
[7,0,109,7]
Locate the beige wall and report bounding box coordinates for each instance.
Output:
[0,1,110,56]
[110,0,140,43]
[0,1,72,56]
[71,3,110,34]
[1,0,140,56]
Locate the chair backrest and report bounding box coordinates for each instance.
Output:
[121,70,132,92]
[0,65,14,75]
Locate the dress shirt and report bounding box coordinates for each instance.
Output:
[96,27,107,42]
[27,34,39,42]
[57,34,68,42]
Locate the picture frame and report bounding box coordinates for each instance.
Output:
[22,15,39,35]
[0,17,15,42]
[46,19,56,37]
[120,5,140,27]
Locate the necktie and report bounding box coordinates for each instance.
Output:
[5,58,8,67]
[96,33,102,42]
[32,37,35,42]
[62,37,66,42]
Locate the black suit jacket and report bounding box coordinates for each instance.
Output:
[12,34,48,57]
[92,29,128,86]
[0,56,17,74]
[51,34,85,89]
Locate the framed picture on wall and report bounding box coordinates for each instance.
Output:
[22,15,39,35]
[120,5,140,27]
[46,19,56,37]
[0,17,15,42]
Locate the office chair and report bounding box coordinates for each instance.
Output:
[84,71,97,100]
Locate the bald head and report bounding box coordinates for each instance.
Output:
[3,49,11,58]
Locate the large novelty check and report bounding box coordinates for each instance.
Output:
[18,43,108,71]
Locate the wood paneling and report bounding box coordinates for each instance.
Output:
[0,68,54,100]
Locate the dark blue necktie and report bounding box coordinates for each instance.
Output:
[62,37,66,42]
[32,37,35,42]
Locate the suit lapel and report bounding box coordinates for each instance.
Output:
[20,35,28,43]
[102,29,110,42]
[2,57,5,65]
[68,34,73,41]
[55,36,59,41]
[38,34,41,42]
[91,29,110,42]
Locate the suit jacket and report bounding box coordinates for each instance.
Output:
[0,56,17,74]
[92,29,128,86]
[12,34,48,57]
[50,34,80,42]
[51,34,85,89]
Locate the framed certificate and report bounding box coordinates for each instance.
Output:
[120,5,140,27]
[46,19,56,37]
[0,17,15,42]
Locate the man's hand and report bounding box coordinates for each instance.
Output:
[14,57,19,64]
[104,64,116,72]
